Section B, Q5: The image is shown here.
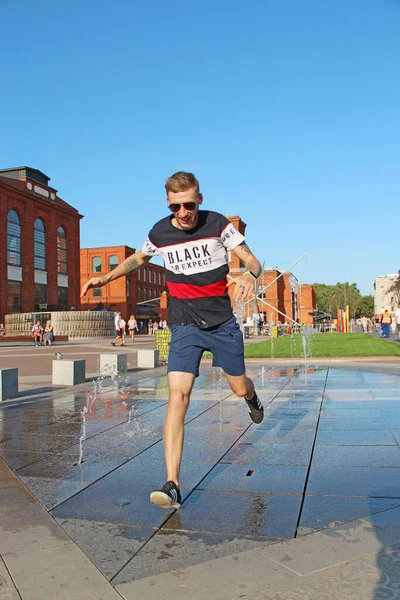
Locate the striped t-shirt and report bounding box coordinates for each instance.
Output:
[141,210,245,328]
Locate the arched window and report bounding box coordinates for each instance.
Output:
[57,226,67,274]
[34,218,46,270]
[7,210,21,266]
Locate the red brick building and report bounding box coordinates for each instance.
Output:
[0,167,82,323]
[226,216,315,325]
[80,246,166,328]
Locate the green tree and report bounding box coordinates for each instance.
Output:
[356,295,374,318]
[312,282,361,317]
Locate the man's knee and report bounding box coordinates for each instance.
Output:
[228,376,249,398]
[168,390,190,413]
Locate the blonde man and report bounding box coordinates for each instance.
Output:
[81,172,263,509]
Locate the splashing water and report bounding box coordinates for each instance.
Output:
[77,406,88,466]
[270,311,275,359]
[234,300,246,333]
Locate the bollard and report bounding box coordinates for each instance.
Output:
[0,368,18,401]
[137,349,159,368]
[99,353,127,376]
[52,359,85,386]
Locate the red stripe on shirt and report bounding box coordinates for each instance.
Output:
[167,278,228,299]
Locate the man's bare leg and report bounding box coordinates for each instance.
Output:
[224,372,253,399]
[225,372,264,424]
[164,371,195,485]
[150,371,195,509]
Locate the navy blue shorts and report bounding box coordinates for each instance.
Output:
[167,316,245,378]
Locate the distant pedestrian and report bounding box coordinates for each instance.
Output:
[148,319,154,335]
[111,311,123,346]
[128,315,139,343]
[361,316,368,333]
[120,317,126,346]
[43,320,54,346]
[32,320,43,346]
[380,310,392,338]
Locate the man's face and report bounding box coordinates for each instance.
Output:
[167,188,203,231]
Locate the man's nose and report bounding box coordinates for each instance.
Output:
[177,205,188,216]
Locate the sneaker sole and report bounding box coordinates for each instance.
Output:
[150,491,181,509]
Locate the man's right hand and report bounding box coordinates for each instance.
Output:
[80,277,106,297]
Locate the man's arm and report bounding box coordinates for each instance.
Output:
[81,250,152,297]
[228,242,262,303]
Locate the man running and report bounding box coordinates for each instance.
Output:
[81,172,264,509]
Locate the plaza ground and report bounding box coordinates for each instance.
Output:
[0,340,400,599]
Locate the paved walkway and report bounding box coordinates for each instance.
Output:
[0,359,400,599]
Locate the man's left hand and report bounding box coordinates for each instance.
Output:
[227,272,255,302]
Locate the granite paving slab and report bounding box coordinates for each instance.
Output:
[222,443,313,465]
[307,466,400,497]
[248,550,400,600]
[17,476,97,510]
[256,520,400,576]
[240,428,315,446]
[320,408,383,419]
[0,433,80,454]
[198,463,307,494]
[115,544,298,600]
[298,496,400,533]
[311,445,400,467]
[55,518,155,580]
[315,429,397,445]
[162,490,303,538]
[17,454,127,480]
[360,504,400,531]
[142,439,235,462]
[0,450,53,471]
[51,482,176,528]
[318,418,388,430]
[112,529,280,584]
[101,458,214,489]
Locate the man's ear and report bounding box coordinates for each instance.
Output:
[198,193,203,205]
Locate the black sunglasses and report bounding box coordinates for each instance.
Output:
[168,202,197,213]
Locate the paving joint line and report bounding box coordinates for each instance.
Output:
[293,366,329,537]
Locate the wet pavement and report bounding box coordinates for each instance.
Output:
[1,363,400,592]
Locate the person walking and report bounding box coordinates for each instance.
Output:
[128,315,139,343]
[361,315,369,333]
[380,309,392,338]
[81,171,264,509]
[120,317,126,346]
[111,311,123,346]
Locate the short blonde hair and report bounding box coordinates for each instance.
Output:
[165,172,199,194]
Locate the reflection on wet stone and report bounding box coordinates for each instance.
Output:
[2,364,400,582]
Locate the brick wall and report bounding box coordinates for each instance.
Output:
[0,175,81,323]
[80,246,166,321]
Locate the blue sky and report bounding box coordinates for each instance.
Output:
[1,0,399,295]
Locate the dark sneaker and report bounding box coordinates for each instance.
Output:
[111,341,115,346]
[150,481,181,509]
[245,391,264,424]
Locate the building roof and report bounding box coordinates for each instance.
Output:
[0,166,50,185]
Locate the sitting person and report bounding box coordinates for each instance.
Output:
[43,320,54,346]
[32,320,43,346]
